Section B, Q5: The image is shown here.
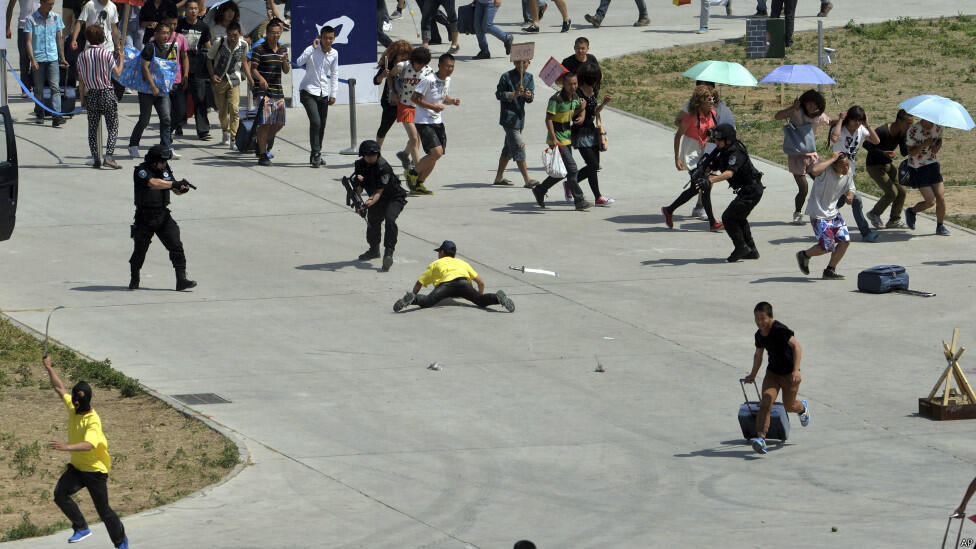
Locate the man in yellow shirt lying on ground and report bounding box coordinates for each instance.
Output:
[393,240,516,313]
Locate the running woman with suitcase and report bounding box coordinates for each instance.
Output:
[743,301,810,455]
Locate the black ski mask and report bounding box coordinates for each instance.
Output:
[72,381,92,414]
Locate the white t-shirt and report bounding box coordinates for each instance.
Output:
[806,165,856,220]
[394,60,432,106]
[413,73,450,124]
[832,124,870,172]
[78,0,118,49]
[15,0,40,29]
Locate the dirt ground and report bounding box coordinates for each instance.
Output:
[601,15,976,225]
[0,319,239,540]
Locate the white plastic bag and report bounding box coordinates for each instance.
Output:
[542,146,567,179]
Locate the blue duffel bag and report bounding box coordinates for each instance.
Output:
[857,265,909,294]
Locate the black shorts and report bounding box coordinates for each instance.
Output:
[417,123,447,154]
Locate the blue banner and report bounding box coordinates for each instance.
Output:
[290,0,378,104]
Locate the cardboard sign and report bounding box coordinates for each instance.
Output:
[539,57,568,87]
[509,42,535,62]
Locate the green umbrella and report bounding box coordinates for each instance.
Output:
[682,60,759,87]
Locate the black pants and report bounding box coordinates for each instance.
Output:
[377,0,393,47]
[183,73,211,136]
[669,180,715,224]
[722,183,764,250]
[421,0,458,41]
[170,82,187,133]
[538,145,584,204]
[576,145,601,198]
[130,208,187,271]
[54,464,126,546]
[377,98,397,140]
[366,198,406,251]
[415,278,500,308]
[770,0,797,45]
[17,29,32,91]
[299,90,329,156]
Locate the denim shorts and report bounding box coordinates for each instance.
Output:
[501,126,525,161]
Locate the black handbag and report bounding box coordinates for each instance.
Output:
[457,3,475,35]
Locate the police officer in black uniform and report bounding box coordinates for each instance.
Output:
[707,124,765,262]
[352,140,408,272]
[129,145,197,290]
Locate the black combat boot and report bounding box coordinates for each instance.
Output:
[176,270,197,291]
[128,271,140,290]
[381,248,394,272]
[358,247,380,260]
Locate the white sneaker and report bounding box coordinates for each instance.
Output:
[866,211,884,229]
[886,218,907,229]
[229,139,237,152]
[692,206,708,221]
[128,146,140,158]
[792,212,805,225]
[219,130,230,145]
[168,149,182,159]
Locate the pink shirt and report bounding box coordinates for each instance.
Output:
[681,109,717,147]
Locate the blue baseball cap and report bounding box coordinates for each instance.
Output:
[434,240,456,253]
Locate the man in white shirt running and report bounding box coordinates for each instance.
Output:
[796,151,854,280]
[297,25,338,168]
[410,52,460,195]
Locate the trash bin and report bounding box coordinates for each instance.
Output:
[746,18,786,59]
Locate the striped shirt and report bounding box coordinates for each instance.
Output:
[77,45,117,90]
[252,42,286,99]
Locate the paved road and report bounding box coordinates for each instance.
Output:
[4,2,975,548]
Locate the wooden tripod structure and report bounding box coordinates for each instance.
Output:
[927,328,976,406]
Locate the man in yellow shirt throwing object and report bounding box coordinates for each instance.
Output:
[43,355,129,548]
[394,240,516,313]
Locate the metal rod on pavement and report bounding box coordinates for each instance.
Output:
[339,78,358,155]
[817,21,824,94]
[1,49,7,108]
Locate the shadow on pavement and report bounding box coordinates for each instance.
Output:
[749,276,817,284]
[71,285,171,292]
[604,214,656,224]
[296,260,377,272]
[923,259,976,266]
[674,440,770,460]
[491,202,546,214]
[641,257,727,266]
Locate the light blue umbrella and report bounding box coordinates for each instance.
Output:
[682,60,758,87]
[759,64,836,85]
[899,95,975,131]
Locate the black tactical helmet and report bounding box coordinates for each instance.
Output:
[710,124,737,143]
[358,140,381,156]
[145,145,173,163]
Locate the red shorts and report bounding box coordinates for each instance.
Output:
[396,103,415,123]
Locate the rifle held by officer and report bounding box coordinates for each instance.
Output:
[341,175,367,218]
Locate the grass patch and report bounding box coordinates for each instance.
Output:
[0,316,241,540]
[602,15,976,219]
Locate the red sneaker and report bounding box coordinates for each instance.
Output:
[661,206,674,229]
[710,222,724,232]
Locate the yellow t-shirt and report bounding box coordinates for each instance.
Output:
[417,256,478,288]
[63,393,111,473]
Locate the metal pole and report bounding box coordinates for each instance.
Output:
[339,78,358,155]
[817,21,824,94]
[0,49,7,108]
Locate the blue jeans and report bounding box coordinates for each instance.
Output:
[521,0,546,21]
[474,3,509,54]
[130,92,172,149]
[596,0,648,18]
[32,61,61,117]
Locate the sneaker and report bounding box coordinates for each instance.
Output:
[595,196,614,206]
[52,116,66,127]
[405,171,419,192]
[174,126,183,137]
[539,3,547,19]
[414,182,434,195]
[796,250,810,275]
[693,207,709,221]
[68,528,92,543]
[822,267,845,280]
[229,139,237,152]
[563,181,572,202]
[754,9,768,16]
[866,211,884,229]
[575,199,593,211]
[743,247,760,260]
[862,231,879,242]
[504,35,514,55]
[750,436,768,454]
[128,145,140,158]
[390,8,402,19]
[382,250,394,272]
[799,399,810,427]
[472,50,491,60]
[35,112,45,124]
[393,291,414,312]
[168,149,181,159]
[522,24,540,33]
[220,130,230,145]
[710,221,724,232]
[118,537,129,549]
[816,1,832,16]
[358,247,380,261]
[937,224,950,236]
[584,13,602,28]
[727,246,751,262]
[447,44,459,54]
[661,206,674,229]
[532,186,546,208]
[634,17,650,26]
[886,218,907,229]
[396,150,411,172]
[496,290,515,312]
[726,0,732,15]
[697,27,708,34]
[199,132,212,141]
[904,207,916,229]
[792,211,805,225]
[258,154,272,166]
[561,19,571,32]
[103,156,121,170]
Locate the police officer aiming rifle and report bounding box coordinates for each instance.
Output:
[129,145,197,291]
[350,140,408,272]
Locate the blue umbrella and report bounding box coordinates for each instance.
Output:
[899,95,975,131]
[759,64,836,85]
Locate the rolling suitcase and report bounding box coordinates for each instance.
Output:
[738,378,790,442]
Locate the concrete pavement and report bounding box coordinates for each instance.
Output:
[3,1,976,548]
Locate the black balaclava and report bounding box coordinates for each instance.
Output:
[72,381,93,414]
